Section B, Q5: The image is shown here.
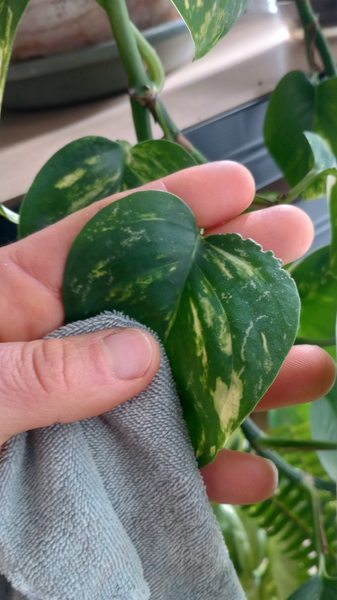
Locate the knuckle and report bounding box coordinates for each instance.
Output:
[26,339,77,398]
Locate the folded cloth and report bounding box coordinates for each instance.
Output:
[0,311,246,600]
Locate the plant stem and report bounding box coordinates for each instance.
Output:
[104,0,155,100]
[242,418,336,494]
[295,336,336,347]
[131,23,165,94]
[131,99,153,142]
[254,436,337,451]
[149,98,209,164]
[283,169,315,203]
[242,418,333,574]
[295,0,337,78]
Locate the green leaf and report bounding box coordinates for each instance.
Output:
[328,180,337,275]
[269,404,311,431]
[213,504,255,576]
[122,139,197,190]
[265,72,337,199]
[291,246,337,340]
[19,138,197,237]
[19,137,126,238]
[284,132,337,202]
[171,0,249,60]
[267,536,307,600]
[286,576,337,600]
[0,0,31,115]
[63,190,300,466]
[311,382,337,481]
[267,417,334,479]
[244,474,337,578]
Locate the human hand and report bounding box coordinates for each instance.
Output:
[0,162,334,504]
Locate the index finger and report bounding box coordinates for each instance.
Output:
[2,162,254,341]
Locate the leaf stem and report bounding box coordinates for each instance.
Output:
[242,417,334,569]
[241,418,336,494]
[149,98,208,164]
[130,23,165,94]
[295,336,336,347]
[295,0,337,78]
[254,436,337,451]
[131,99,153,142]
[103,0,155,100]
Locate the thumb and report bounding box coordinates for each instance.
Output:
[0,328,161,446]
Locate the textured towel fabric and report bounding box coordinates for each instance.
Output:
[0,312,245,600]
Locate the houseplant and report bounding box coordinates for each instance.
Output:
[0,0,336,598]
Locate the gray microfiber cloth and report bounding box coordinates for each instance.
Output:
[0,311,246,600]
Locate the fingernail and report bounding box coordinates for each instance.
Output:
[103,328,154,380]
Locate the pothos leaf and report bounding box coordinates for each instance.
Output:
[122,139,197,190]
[285,132,337,202]
[170,0,249,60]
[63,190,300,467]
[290,246,337,340]
[311,382,337,482]
[19,137,126,238]
[285,575,337,600]
[264,72,337,200]
[0,0,32,115]
[19,137,197,237]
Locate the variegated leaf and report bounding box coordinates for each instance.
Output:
[0,0,31,115]
[19,138,196,237]
[19,137,126,238]
[265,72,337,200]
[123,139,197,189]
[63,190,300,467]
[171,0,249,59]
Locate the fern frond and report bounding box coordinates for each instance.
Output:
[243,474,337,577]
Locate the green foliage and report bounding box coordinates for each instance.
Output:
[0,0,32,114]
[311,382,337,481]
[169,0,249,60]
[19,138,196,237]
[264,72,337,199]
[286,575,337,600]
[290,246,337,340]
[244,475,336,579]
[63,190,300,467]
[1,0,337,597]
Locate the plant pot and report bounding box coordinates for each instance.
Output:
[12,0,180,61]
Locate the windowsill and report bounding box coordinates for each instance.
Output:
[0,9,336,204]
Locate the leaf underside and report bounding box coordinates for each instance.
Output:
[171,0,249,59]
[63,190,300,466]
[0,0,32,115]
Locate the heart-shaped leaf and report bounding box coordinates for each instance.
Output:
[285,575,337,600]
[171,0,249,59]
[63,190,300,467]
[311,382,337,482]
[291,246,337,340]
[19,137,126,238]
[265,72,337,199]
[0,0,32,115]
[286,132,337,203]
[19,137,197,237]
[122,139,197,189]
